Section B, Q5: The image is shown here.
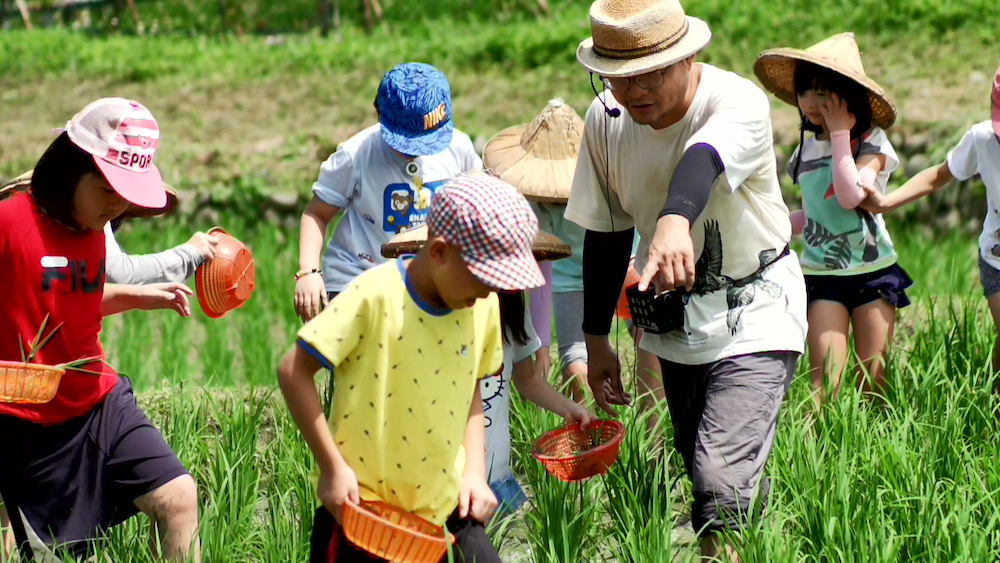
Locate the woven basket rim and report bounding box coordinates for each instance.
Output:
[0,359,68,372]
[531,420,624,461]
[346,500,455,545]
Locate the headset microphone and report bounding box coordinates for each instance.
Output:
[590,74,620,118]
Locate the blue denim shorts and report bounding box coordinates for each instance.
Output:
[489,475,527,519]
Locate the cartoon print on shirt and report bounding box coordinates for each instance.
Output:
[382,180,445,234]
[480,366,505,429]
[384,187,414,234]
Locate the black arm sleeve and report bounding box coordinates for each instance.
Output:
[659,143,725,224]
[582,227,635,336]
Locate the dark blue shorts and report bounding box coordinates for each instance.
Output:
[805,264,913,313]
[978,255,1000,298]
[0,377,188,561]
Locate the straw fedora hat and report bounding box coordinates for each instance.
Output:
[482,99,584,204]
[381,225,572,262]
[753,32,897,130]
[576,0,712,78]
[0,169,179,218]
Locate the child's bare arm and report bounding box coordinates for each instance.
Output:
[101,283,193,317]
[511,358,592,425]
[860,162,955,214]
[277,344,344,472]
[295,196,341,322]
[458,385,497,522]
[461,385,487,482]
[277,344,359,520]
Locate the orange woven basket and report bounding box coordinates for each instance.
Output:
[531,420,625,483]
[195,227,256,319]
[0,360,65,404]
[340,500,454,563]
[615,261,642,320]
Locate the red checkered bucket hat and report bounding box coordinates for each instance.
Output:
[427,172,545,291]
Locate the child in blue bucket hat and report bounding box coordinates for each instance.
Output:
[293,62,483,322]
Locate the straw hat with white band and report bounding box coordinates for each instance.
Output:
[482,98,584,204]
[576,0,713,78]
[0,169,179,219]
[753,32,897,130]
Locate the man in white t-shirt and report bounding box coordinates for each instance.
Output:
[565,1,807,560]
[293,62,483,321]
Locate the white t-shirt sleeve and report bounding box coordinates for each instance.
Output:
[857,127,900,192]
[464,138,485,173]
[946,124,983,182]
[685,80,773,193]
[312,144,356,208]
[512,307,542,363]
[104,223,124,259]
[564,98,635,233]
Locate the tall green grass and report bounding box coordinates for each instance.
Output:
[3,0,998,84]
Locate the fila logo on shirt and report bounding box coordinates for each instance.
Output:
[40,256,105,294]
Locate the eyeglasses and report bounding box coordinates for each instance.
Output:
[602,68,669,92]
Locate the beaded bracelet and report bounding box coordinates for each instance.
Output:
[295,269,322,281]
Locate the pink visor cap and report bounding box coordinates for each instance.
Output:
[64,98,166,209]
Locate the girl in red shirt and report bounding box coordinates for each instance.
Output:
[0,98,200,562]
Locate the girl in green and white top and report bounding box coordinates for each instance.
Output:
[755,33,912,406]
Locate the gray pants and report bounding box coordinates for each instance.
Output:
[659,351,798,536]
[553,291,588,368]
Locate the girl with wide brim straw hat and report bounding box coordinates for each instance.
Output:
[754,32,911,411]
[482,98,584,204]
[753,32,897,130]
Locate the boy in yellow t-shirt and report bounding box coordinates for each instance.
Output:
[277,172,545,563]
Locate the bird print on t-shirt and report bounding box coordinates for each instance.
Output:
[692,220,784,335]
